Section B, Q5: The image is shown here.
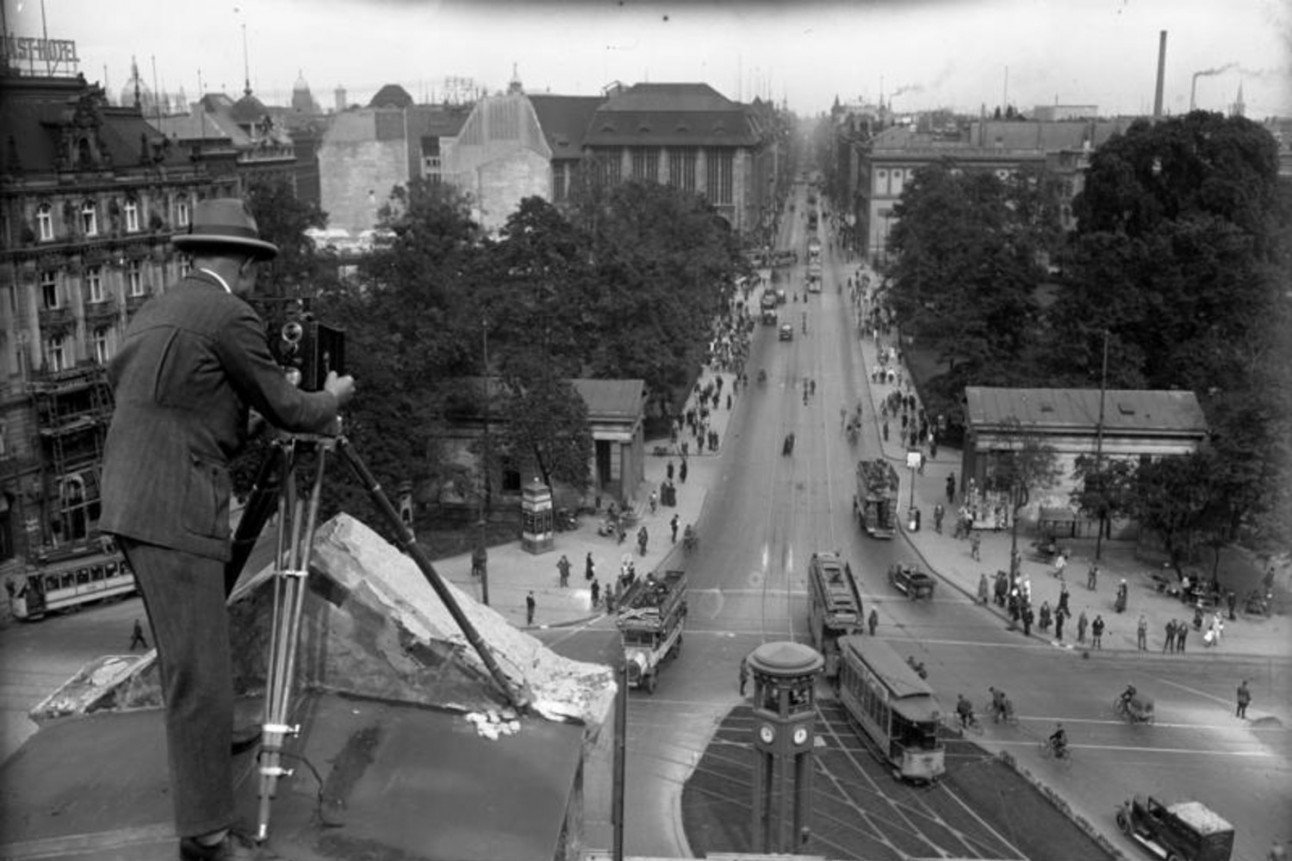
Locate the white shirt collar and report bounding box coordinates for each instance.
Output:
[197,267,233,294]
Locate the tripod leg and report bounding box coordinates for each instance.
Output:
[256,442,329,842]
[335,436,527,712]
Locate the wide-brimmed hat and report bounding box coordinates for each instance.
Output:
[173,198,279,260]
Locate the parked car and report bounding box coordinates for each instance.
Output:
[779,323,794,341]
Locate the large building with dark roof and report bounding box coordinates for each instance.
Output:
[0,71,220,582]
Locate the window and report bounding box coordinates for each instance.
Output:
[80,201,98,236]
[668,148,696,193]
[127,260,143,296]
[41,271,59,309]
[86,265,104,303]
[552,162,568,202]
[124,199,139,232]
[37,204,54,241]
[0,492,13,562]
[45,335,67,372]
[631,148,659,183]
[176,196,190,227]
[92,327,111,364]
[705,149,733,205]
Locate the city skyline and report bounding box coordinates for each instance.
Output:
[4,0,1290,118]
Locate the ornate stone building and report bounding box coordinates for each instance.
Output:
[0,71,220,583]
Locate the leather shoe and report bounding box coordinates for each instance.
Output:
[231,725,262,755]
[179,831,278,860]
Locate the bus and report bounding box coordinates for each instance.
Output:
[836,635,946,782]
[806,551,864,678]
[7,546,136,621]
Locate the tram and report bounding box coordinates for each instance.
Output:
[836,635,946,782]
[7,547,135,620]
[806,551,864,678]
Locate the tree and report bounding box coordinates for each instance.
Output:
[1127,451,1216,579]
[244,177,328,298]
[1069,455,1136,544]
[982,419,1062,576]
[498,375,593,494]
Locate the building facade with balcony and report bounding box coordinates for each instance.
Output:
[0,71,219,584]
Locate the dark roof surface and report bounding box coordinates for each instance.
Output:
[370,83,414,109]
[964,387,1208,435]
[529,94,605,159]
[585,82,760,147]
[571,378,646,422]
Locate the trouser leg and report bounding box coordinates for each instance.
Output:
[121,539,235,838]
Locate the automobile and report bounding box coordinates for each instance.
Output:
[762,310,778,325]
[779,323,794,341]
[1116,796,1234,861]
[775,288,787,304]
[888,563,936,600]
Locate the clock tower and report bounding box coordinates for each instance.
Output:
[747,641,823,853]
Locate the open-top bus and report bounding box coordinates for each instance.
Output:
[836,634,946,782]
[7,546,135,620]
[807,551,864,678]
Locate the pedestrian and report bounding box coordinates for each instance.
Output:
[977,572,989,605]
[970,532,981,561]
[929,436,938,460]
[679,459,688,483]
[867,608,879,636]
[1022,604,1034,636]
[1227,590,1237,621]
[472,543,488,579]
[1087,563,1099,591]
[526,591,536,625]
[1176,620,1188,652]
[1057,580,1071,615]
[1091,614,1105,649]
[933,503,944,533]
[1077,609,1088,644]
[1053,550,1067,579]
[946,472,956,503]
[882,421,889,442]
[96,199,357,861]
[557,554,571,588]
[590,578,601,608]
[739,656,750,695]
[585,552,595,582]
[637,525,649,557]
[649,490,658,514]
[667,461,674,481]
[1164,619,1176,653]
[1236,680,1251,718]
[129,618,150,651]
[670,514,679,543]
[1054,606,1067,641]
[1136,613,1148,650]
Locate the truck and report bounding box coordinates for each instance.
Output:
[616,569,687,694]
[1116,796,1234,861]
[854,459,900,539]
[888,563,936,600]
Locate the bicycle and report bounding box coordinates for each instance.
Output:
[1038,738,1074,769]
[958,711,984,736]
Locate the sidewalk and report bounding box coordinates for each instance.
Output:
[432,364,740,632]
[843,260,1291,667]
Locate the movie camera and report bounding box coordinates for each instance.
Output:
[259,298,345,392]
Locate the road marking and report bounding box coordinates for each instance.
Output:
[692,587,808,597]
[991,739,1279,758]
[1010,715,1287,732]
[1156,677,1233,707]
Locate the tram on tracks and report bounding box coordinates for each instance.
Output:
[836,634,946,782]
[807,551,864,678]
[7,546,135,620]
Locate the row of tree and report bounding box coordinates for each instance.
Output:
[244,175,746,531]
[883,112,1292,557]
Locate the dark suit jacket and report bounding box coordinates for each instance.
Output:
[99,271,338,560]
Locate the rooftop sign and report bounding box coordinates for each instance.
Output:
[2,34,81,76]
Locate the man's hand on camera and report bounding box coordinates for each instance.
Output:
[324,371,356,407]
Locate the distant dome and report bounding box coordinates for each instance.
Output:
[294,70,310,92]
[291,70,319,114]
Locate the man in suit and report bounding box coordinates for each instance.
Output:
[100,198,355,860]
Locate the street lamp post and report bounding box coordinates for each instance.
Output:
[1093,329,1110,562]
[477,317,491,606]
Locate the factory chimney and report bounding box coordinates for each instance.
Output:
[1153,30,1167,118]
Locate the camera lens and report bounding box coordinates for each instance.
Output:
[282,321,304,343]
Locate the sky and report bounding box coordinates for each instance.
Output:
[5,0,1290,119]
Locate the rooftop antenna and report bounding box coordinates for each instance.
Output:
[40,0,51,75]
[241,17,252,96]
[152,55,162,123]
[132,55,141,110]
[1153,31,1167,117]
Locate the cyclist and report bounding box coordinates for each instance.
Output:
[988,686,1007,721]
[1049,722,1068,757]
[956,694,976,728]
[1119,683,1138,711]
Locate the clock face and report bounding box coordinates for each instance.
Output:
[793,727,809,745]
[759,724,775,744]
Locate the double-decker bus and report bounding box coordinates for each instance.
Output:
[7,545,135,621]
[806,551,864,677]
[836,635,946,782]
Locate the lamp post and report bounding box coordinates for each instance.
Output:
[1093,329,1110,562]
[476,317,491,606]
